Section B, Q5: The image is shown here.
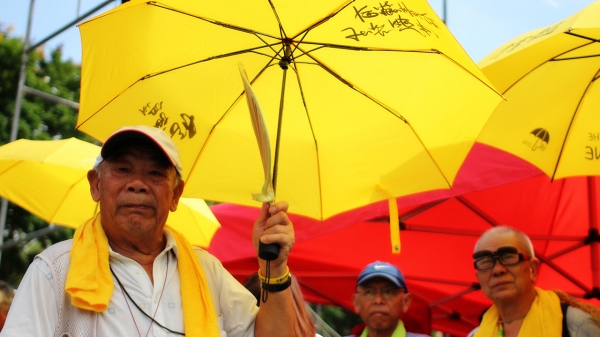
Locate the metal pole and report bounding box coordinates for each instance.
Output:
[588,177,599,290]
[443,0,447,24]
[0,224,62,251]
[23,86,80,110]
[0,0,35,265]
[26,0,115,53]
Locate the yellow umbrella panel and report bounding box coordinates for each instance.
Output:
[0,138,220,247]
[477,1,600,179]
[77,0,502,220]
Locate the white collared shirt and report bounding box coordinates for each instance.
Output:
[1,230,258,337]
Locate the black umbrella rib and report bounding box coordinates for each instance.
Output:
[142,44,281,79]
[150,2,280,40]
[550,66,598,180]
[503,41,595,94]
[535,252,592,294]
[266,0,287,41]
[286,60,325,219]
[545,241,588,260]
[297,46,459,192]
[565,31,600,43]
[297,45,407,123]
[82,46,281,126]
[187,56,278,176]
[211,56,278,129]
[288,31,312,61]
[289,0,356,41]
[253,33,285,59]
[299,41,438,52]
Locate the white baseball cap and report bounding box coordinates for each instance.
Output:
[93,125,183,177]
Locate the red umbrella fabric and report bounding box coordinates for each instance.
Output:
[206,143,547,336]
[400,174,600,305]
[209,203,489,336]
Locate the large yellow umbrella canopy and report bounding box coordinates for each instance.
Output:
[77,0,501,220]
[477,1,600,179]
[0,138,220,247]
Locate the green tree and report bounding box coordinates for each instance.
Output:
[313,304,363,336]
[0,23,94,286]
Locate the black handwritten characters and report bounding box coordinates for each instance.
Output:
[489,21,563,61]
[139,102,196,140]
[585,133,600,161]
[343,1,439,42]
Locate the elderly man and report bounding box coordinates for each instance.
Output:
[1,126,295,336]
[350,261,428,337]
[469,226,600,337]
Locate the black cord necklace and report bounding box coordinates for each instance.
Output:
[109,254,185,336]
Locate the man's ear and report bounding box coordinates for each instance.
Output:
[401,292,412,313]
[169,180,185,212]
[87,170,101,202]
[529,257,540,282]
[352,293,361,314]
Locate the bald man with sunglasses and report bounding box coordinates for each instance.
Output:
[468,226,600,337]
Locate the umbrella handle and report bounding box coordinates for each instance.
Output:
[258,242,280,261]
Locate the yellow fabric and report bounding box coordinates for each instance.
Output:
[474,287,562,337]
[77,0,502,221]
[66,214,112,311]
[476,1,600,179]
[65,214,219,335]
[389,198,400,254]
[0,138,219,247]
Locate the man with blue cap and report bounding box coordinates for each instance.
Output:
[350,261,428,337]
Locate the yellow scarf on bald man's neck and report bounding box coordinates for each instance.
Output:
[65,214,220,336]
[474,287,562,337]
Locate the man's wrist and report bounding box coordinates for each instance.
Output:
[261,276,292,292]
[258,266,290,284]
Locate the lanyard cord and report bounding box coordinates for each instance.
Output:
[109,255,185,336]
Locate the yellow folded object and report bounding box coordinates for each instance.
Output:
[65,213,219,335]
[475,287,561,337]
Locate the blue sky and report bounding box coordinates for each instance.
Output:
[0,0,597,64]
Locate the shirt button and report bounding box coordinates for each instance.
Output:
[136,268,141,274]
[154,297,158,303]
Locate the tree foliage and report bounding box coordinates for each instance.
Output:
[0,24,95,286]
[313,304,363,336]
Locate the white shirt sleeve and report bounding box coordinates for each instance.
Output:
[207,253,259,337]
[0,258,58,336]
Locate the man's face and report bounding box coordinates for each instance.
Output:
[88,145,183,241]
[474,232,538,304]
[352,278,411,334]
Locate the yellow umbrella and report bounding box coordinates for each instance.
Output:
[0,138,220,247]
[477,1,600,179]
[77,0,502,222]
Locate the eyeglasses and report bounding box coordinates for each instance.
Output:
[358,287,402,301]
[473,246,531,270]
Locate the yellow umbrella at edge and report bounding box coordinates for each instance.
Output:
[76,0,503,223]
[476,1,600,179]
[0,138,220,247]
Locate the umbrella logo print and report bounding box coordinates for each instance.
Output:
[525,128,549,151]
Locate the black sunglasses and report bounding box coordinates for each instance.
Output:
[472,246,531,270]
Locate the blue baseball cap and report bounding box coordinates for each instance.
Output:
[357,261,408,291]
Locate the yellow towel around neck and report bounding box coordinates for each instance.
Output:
[474,287,562,337]
[65,213,219,336]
